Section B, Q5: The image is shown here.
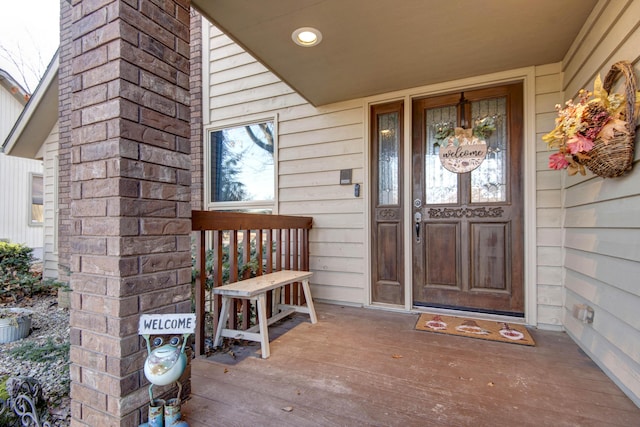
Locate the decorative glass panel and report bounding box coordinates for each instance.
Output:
[470,97,507,203]
[425,106,458,204]
[210,121,275,203]
[378,112,399,205]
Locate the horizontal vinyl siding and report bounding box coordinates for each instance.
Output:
[534,63,565,329]
[206,25,366,305]
[0,154,44,252]
[0,85,44,253]
[0,86,25,142]
[560,0,640,406]
[43,123,59,280]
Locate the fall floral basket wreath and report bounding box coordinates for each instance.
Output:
[544,61,639,178]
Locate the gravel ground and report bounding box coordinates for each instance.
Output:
[1,294,70,426]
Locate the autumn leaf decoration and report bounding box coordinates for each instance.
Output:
[543,74,640,176]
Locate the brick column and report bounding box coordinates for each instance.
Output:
[68,1,192,425]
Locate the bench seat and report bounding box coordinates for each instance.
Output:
[212,270,316,358]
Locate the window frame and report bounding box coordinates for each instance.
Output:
[204,116,279,212]
[29,172,44,226]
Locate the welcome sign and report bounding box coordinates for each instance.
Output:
[439,142,487,173]
[438,127,488,173]
[138,313,196,335]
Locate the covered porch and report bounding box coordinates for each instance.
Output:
[182,303,639,426]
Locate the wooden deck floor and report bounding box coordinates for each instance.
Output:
[182,303,639,426]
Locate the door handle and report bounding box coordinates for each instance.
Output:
[414,211,422,243]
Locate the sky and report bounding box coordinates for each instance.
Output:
[0,0,60,94]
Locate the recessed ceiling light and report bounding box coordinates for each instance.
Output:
[292,27,322,47]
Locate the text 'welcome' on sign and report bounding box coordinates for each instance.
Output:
[138,313,196,335]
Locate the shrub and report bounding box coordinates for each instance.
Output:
[0,241,50,302]
[0,241,34,276]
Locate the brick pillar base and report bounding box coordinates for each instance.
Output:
[68,1,192,425]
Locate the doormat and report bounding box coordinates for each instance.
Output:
[415,313,535,346]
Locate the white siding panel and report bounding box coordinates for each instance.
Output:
[0,85,26,142]
[210,93,307,122]
[537,304,563,329]
[0,154,44,252]
[211,82,295,108]
[309,213,364,229]
[280,199,364,215]
[280,153,362,175]
[565,196,640,228]
[310,256,363,274]
[311,284,363,306]
[537,246,563,267]
[279,124,362,149]
[42,123,59,279]
[536,170,562,191]
[311,228,363,244]
[564,312,640,404]
[279,185,357,202]
[534,61,564,327]
[279,108,363,135]
[560,2,640,401]
[206,27,366,304]
[209,72,283,97]
[312,270,364,289]
[565,250,640,298]
[536,189,562,208]
[536,228,563,247]
[565,174,639,206]
[309,242,363,260]
[537,284,563,306]
[209,52,259,74]
[534,73,562,94]
[280,169,364,189]
[537,267,562,286]
[210,62,273,87]
[279,139,362,161]
[536,208,562,228]
[565,227,640,263]
[0,85,44,255]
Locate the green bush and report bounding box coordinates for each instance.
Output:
[0,241,34,276]
[0,241,49,302]
[191,234,268,291]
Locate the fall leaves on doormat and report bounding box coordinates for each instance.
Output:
[415,313,535,346]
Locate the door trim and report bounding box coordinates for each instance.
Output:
[365,66,537,326]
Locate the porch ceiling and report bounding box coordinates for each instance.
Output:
[191,0,597,106]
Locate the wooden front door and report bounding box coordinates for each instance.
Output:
[412,83,524,315]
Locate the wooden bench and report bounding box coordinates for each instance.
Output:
[212,270,317,359]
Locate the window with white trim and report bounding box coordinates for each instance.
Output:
[207,120,275,210]
[30,173,43,225]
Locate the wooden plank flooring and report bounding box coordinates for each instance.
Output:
[182,303,639,426]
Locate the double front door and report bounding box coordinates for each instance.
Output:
[371,83,524,316]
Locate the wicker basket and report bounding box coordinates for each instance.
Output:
[580,61,638,178]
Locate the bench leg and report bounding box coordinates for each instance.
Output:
[301,279,318,324]
[257,294,270,358]
[214,297,231,348]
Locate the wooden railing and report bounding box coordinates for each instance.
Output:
[191,210,313,356]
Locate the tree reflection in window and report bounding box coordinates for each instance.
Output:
[210,121,274,203]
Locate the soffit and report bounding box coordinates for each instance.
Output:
[192,0,597,106]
